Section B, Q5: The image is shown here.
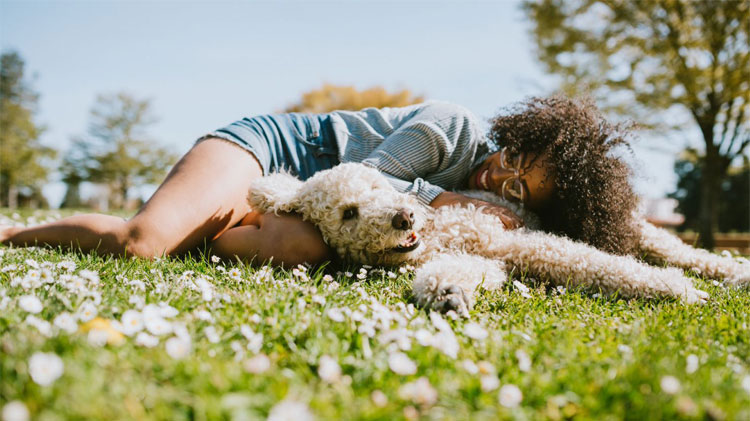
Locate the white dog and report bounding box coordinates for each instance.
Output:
[248,163,748,316]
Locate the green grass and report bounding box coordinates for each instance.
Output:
[1,210,750,420]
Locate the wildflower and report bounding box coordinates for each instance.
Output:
[267,399,314,421]
[617,344,632,355]
[481,375,500,392]
[322,274,334,282]
[741,375,750,393]
[56,260,76,272]
[78,269,100,285]
[512,280,532,298]
[203,326,220,343]
[119,310,144,336]
[317,355,342,383]
[398,267,407,274]
[398,377,438,406]
[194,309,214,323]
[127,279,146,291]
[28,352,64,386]
[165,336,191,359]
[415,329,433,346]
[244,353,271,374]
[195,277,214,302]
[686,354,699,374]
[498,384,523,408]
[516,350,531,372]
[660,375,681,394]
[388,352,417,375]
[80,318,125,346]
[461,359,479,374]
[144,316,172,336]
[477,361,496,375]
[135,332,159,348]
[387,271,397,279]
[25,315,52,337]
[371,390,388,407]
[249,313,262,324]
[18,295,42,314]
[311,295,326,305]
[326,308,345,322]
[211,255,221,263]
[228,268,242,280]
[2,400,29,421]
[53,312,77,334]
[77,301,97,322]
[463,322,488,340]
[157,302,179,318]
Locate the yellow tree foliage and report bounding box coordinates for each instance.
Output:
[283,84,424,113]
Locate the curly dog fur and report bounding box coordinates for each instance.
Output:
[249,163,749,316]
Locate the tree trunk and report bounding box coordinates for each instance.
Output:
[8,185,18,209]
[697,149,721,249]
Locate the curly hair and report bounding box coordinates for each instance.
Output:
[489,95,640,255]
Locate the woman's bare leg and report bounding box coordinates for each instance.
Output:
[1,138,333,265]
[2,139,259,256]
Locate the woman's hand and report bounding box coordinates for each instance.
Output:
[430,191,524,229]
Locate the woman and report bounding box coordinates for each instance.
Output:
[1,95,636,265]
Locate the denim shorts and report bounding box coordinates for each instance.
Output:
[197,113,340,180]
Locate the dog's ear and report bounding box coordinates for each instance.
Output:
[248,172,304,214]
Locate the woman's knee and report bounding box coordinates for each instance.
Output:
[119,222,169,258]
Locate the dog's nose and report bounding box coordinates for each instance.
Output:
[391,210,414,230]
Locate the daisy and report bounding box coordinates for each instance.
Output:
[77,301,98,322]
[18,295,43,314]
[388,352,417,375]
[498,384,523,408]
[2,401,29,421]
[463,323,488,341]
[267,399,314,421]
[165,336,191,359]
[243,353,271,374]
[28,352,64,386]
[135,332,159,348]
[317,355,342,383]
[119,310,144,336]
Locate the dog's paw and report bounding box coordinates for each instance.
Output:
[431,284,471,318]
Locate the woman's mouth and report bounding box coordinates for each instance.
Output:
[476,168,490,190]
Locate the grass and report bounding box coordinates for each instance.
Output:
[1,209,750,420]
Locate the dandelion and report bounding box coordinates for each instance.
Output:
[686,354,699,374]
[135,332,159,348]
[119,310,144,336]
[165,336,191,359]
[2,400,29,421]
[267,399,314,421]
[463,322,488,340]
[660,375,681,394]
[398,377,438,406]
[244,353,271,374]
[317,355,342,383]
[388,352,417,375]
[498,384,523,408]
[480,375,500,392]
[18,295,42,314]
[28,352,64,386]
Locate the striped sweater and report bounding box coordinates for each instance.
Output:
[328,101,497,206]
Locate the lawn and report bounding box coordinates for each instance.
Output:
[1,210,750,420]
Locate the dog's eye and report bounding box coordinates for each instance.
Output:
[342,207,358,220]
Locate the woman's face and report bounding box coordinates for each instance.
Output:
[468,147,556,210]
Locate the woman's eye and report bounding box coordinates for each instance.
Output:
[342,207,358,220]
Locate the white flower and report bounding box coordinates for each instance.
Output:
[210,255,221,263]
[477,361,496,375]
[398,377,438,406]
[371,390,388,407]
[388,352,417,375]
[119,310,144,336]
[25,315,52,337]
[28,352,64,386]
[2,400,29,421]
[195,277,214,302]
[128,295,145,309]
[326,308,345,322]
[18,295,42,314]
[415,329,433,346]
[157,303,179,318]
[194,309,214,323]
[77,301,97,322]
[660,375,681,394]
[317,355,342,383]
[512,281,532,298]
[322,274,333,282]
[480,375,500,392]
[87,329,109,347]
[515,350,531,372]
[228,268,242,280]
[311,295,326,305]
[135,332,159,348]
[204,326,220,343]
[686,354,699,374]
[267,399,314,421]
[461,359,479,374]
[431,330,459,359]
[463,322,488,340]
[741,375,750,393]
[243,353,271,374]
[498,384,523,408]
[53,312,77,334]
[429,312,451,332]
[165,336,191,359]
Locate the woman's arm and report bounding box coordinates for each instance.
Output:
[430,191,524,229]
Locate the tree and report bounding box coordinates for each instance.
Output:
[283,84,423,113]
[669,149,749,233]
[0,51,54,208]
[524,0,750,247]
[63,93,178,209]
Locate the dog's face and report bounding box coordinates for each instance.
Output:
[294,164,425,265]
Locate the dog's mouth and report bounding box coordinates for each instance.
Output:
[390,231,421,253]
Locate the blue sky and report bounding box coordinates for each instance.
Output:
[1,0,684,206]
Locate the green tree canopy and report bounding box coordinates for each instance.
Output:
[283,84,424,113]
[0,51,54,208]
[524,0,750,247]
[62,93,178,209]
